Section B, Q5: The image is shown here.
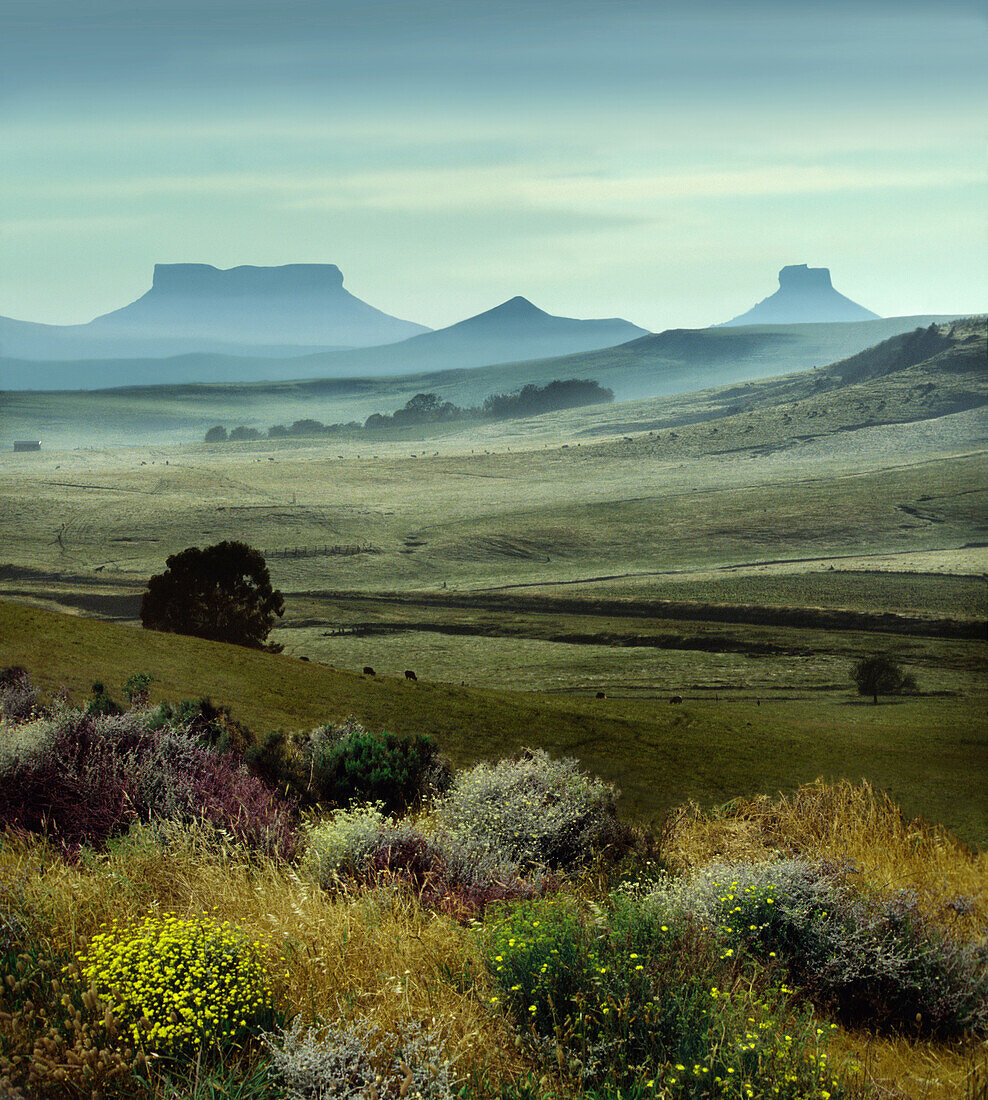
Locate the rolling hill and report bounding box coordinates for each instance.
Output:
[1,599,984,846]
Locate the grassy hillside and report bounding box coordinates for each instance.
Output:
[2,599,985,848]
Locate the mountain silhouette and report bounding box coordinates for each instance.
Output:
[721,265,880,326]
[372,296,647,367]
[0,264,429,360]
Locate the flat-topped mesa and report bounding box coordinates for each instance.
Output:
[83,263,429,348]
[777,264,834,291]
[721,264,880,326]
[150,263,346,295]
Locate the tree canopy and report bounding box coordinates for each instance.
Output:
[851,656,915,704]
[140,541,284,650]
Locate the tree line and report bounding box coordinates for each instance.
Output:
[203,378,613,442]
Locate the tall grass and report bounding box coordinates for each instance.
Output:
[0,823,529,1089]
[662,778,988,935]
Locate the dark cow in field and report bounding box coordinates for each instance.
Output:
[596,691,606,699]
[363,666,375,676]
[299,656,310,662]
[405,670,417,681]
[669,695,683,704]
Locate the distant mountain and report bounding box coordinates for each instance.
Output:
[0,264,429,360]
[721,265,880,326]
[333,296,649,375]
[0,296,648,390]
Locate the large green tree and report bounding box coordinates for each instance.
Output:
[140,541,284,650]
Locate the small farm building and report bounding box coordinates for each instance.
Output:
[13,440,41,452]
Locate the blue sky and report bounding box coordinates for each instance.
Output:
[2,0,985,330]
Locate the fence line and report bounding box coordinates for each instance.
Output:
[261,544,379,560]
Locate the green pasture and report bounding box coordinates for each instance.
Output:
[2,599,984,848]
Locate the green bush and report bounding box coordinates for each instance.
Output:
[85,680,122,717]
[480,894,848,1096]
[306,721,449,813]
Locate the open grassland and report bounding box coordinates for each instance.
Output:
[2,600,985,849]
[0,410,984,597]
[1,322,984,600]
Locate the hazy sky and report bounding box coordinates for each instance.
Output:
[2,0,985,331]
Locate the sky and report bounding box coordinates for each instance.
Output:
[2,0,986,332]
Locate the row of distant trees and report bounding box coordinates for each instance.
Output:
[203,379,614,443]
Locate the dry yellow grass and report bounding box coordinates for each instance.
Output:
[0,824,531,1089]
[828,1030,987,1100]
[662,778,988,936]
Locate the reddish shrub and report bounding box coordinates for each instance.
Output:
[0,706,297,860]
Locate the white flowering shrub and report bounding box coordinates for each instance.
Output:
[0,667,40,722]
[0,714,59,775]
[645,858,988,1038]
[301,804,428,887]
[267,1016,458,1100]
[434,749,619,870]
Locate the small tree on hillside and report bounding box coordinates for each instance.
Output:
[140,541,284,651]
[851,656,916,704]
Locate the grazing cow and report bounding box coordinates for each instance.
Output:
[669,695,683,704]
[299,656,310,662]
[363,666,375,676]
[596,691,606,699]
[405,669,417,681]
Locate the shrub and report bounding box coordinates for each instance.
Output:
[302,805,553,920]
[204,425,228,442]
[646,859,988,1038]
[268,1015,458,1100]
[303,719,450,813]
[73,912,280,1054]
[123,671,154,707]
[174,695,258,755]
[0,705,297,859]
[0,666,40,722]
[85,679,122,717]
[481,894,847,1095]
[302,803,402,885]
[434,749,619,870]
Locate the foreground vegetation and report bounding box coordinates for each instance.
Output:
[1,666,986,1099]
